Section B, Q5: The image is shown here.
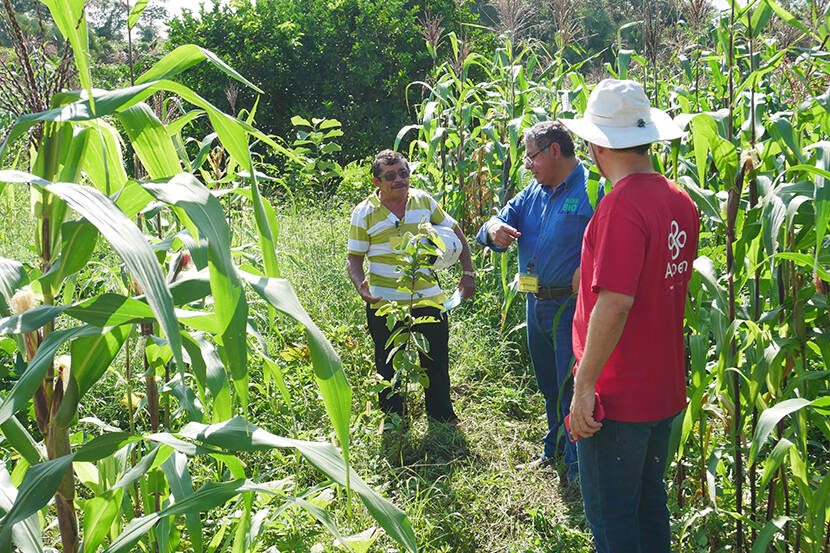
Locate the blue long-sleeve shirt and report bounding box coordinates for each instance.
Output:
[476,163,601,288]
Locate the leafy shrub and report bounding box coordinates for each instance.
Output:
[165,0,492,162]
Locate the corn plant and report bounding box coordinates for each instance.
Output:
[396,29,608,329]
[398,32,600,229]
[660,1,830,551]
[397,0,830,550]
[0,3,417,552]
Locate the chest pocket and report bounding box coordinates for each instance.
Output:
[556,213,591,247]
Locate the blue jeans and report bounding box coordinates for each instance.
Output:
[526,294,577,479]
[577,416,675,553]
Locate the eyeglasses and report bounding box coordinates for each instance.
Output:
[380,168,410,181]
[523,145,549,166]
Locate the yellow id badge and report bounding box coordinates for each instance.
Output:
[518,273,539,293]
[389,235,403,250]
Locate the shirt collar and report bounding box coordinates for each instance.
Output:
[559,162,584,193]
[368,189,382,208]
[369,189,411,213]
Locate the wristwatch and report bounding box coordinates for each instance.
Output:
[462,271,475,278]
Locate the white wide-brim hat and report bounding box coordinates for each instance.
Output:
[558,79,683,149]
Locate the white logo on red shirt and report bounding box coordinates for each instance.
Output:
[665,220,689,279]
[668,221,687,259]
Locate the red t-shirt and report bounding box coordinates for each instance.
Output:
[572,173,700,422]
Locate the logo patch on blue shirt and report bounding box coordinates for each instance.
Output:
[561,198,579,214]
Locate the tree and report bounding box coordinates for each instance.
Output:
[166,0,490,162]
[86,0,168,74]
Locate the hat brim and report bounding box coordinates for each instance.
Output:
[558,108,683,149]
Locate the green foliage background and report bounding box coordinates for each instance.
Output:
[165,0,493,162]
[0,0,828,552]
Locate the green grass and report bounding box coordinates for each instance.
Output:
[245,199,596,552]
[0,184,37,264]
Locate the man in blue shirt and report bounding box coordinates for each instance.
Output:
[476,121,601,486]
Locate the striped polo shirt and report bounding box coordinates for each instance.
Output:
[349,188,457,307]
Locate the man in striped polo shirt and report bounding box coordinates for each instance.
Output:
[347,149,475,424]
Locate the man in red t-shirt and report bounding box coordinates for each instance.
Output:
[559,79,699,553]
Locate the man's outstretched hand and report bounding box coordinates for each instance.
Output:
[488,222,521,249]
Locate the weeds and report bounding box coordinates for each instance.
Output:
[263,201,590,551]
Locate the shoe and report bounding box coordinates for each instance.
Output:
[515,456,553,470]
[427,416,464,430]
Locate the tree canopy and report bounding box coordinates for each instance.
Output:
[167,0,490,161]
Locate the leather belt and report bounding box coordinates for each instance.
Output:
[533,286,573,300]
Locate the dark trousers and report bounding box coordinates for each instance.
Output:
[577,415,675,553]
[366,304,457,422]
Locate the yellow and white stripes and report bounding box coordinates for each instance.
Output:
[349,188,456,306]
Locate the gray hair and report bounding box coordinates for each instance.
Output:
[523,121,575,158]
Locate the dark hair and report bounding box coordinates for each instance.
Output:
[612,143,652,155]
[372,149,408,177]
[523,121,575,158]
